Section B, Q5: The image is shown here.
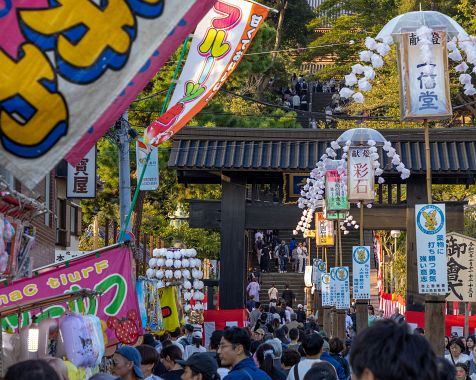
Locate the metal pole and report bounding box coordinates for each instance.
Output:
[118,111,132,233]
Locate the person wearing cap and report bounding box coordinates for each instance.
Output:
[112,346,144,380]
[184,331,207,360]
[178,352,220,380]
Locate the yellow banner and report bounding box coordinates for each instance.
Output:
[315,212,334,246]
[158,286,181,334]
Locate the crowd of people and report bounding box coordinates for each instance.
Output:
[254,234,309,274]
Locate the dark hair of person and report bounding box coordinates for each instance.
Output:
[263,305,270,312]
[256,343,276,377]
[350,320,439,380]
[210,330,224,350]
[143,333,157,347]
[275,327,288,343]
[436,357,455,380]
[188,366,220,380]
[270,306,277,314]
[170,327,181,338]
[223,327,251,355]
[255,302,261,309]
[303,361,338,380]
[302,333,324,356]
[136,344,159,365]
[160,332,171,342]
[449,337,465,352]
[281,349,301,368]
[289,328,299,341]
[161,339,173,348]
[329,337,344,355]
[192,335,202,348]
[467,335,476,347]
[368,305,375,315]
[298,343,306,357]
[159,344,183,362]
[413,327,425,335]
[5,360,60,380]
[455,363,470,380]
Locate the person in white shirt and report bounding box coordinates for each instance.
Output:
[268,284,279,301]
[287,333,324,380]
[446,337,471,365]
[292,94,301,109]
[184,331,207,360]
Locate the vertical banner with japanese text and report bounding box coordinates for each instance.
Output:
[136,140,159,191]
[67,146,96,198]
[348,147,374,202]
[352,246,371,300]
[316,212,334,246]
[446,233,476,302]
[325,170,349,211]
[334,266,350,309]
[330,267,337,306]
[144,0,269,146]
[0,1,216,188]
[321,273,332,306]
[313,259,326,290]
[415,204,448,294]
[398,30,452,121]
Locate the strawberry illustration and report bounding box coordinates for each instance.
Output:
[107,310,139,345]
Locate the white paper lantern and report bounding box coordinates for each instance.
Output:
[148,258,157,269]
[184,304,191,313]
[189,248,197,257]
[182,269,191,279]
[165,270,173,279]
[193,270,203,279]
[174,251,182,260]
[165,259,174,268]
[174,270,182,279]
[152,248,160,257]
[193,280,204,290]
[183,281,192,290]
[195,259,202,268]
[182,259,190,268]
[166,251,174,260]
[155,269,164,279]
[174,260,182,269]
[146,268,155,279]
[183,291,192,301]
[157,280,165,288]
[156,258,165,267]
[158,248,167,256]
[189,259,196,268]
[193,291,202,301]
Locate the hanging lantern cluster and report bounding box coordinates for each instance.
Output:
[146,248,205,313]
[339,215,359,235]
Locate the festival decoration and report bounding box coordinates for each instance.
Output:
[37,317,59,358]
[144,0,270,147]
[107,310,140,345]
[0,1,216,189]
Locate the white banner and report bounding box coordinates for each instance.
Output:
[321,273,332,306]
[415,204,448,294]
[330,267,337,307]
[136,140,159,191]
[313,259,326,290]
[352,246,371,299]
[54,250,90,264]
[348,147,374,202]
[398,30,452,121]
[67,146,96,198]
[446,232,476,302]
[335,266,350,310]
[304,265,313,287]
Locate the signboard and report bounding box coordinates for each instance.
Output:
[415,204,448,294]
[446,232,476,302]
[0,1,215,189]
[0,246,141,346]
[66,146,96,198]
[348,147,374,202]
[144,0,269,147]
[54,250,90,264]
[334,266,350,309]
[397,30,452,121]
[321,273,332,306]
[304,265,313,287]
[313,259,326,290]
[352,246,371,299]
[316,212,334,246]
[136,139,159,191]
[325,170,349,211]
[330,267,337,306]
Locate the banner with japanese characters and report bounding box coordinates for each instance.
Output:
[136,139,159,191]
[313,258,326,290]
[330,267,337,306]
[316,212,334,246]
[0,0,215,188]
[67,146,96,198]
[446,232,476,302]
[352,246,371,300]
[325,169,349,211]
[415,204,448,295]
[321,273,332,306]
[334,266,350,309]
[348,147,374,202]
[144,0,269,147]
[398,30,452,121]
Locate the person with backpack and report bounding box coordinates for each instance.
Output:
[275,241,289,273]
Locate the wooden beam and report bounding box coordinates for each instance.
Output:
[219,179,247,309]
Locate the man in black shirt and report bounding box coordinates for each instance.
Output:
[282,284,296,309]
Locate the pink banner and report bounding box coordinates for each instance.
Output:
[0,245,140,346]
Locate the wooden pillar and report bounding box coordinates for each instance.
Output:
[316,290,323,326]
[406,175,427,313]
[220,178,247,310]
[355,300,368,333]
[336,310,346,341]
[323,306,332,335]
[104,219,109,246]
[330,308,336,337]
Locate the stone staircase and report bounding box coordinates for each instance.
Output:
[251,229,380,309]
